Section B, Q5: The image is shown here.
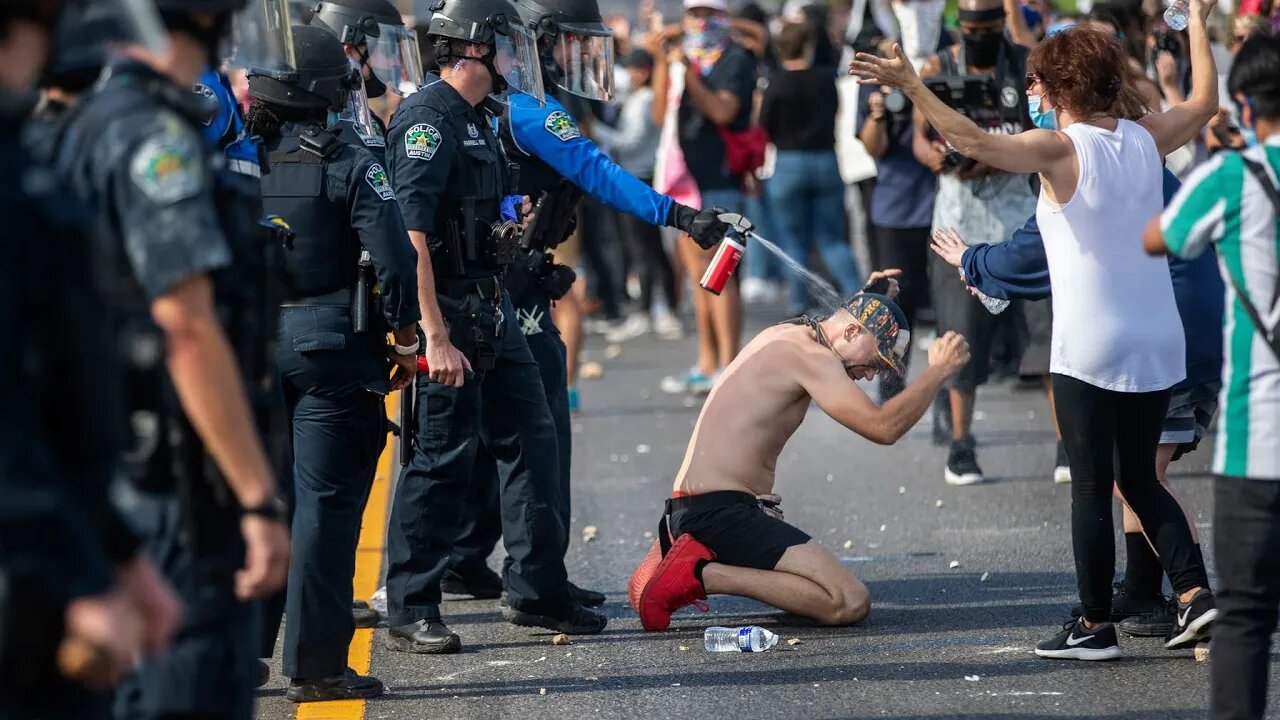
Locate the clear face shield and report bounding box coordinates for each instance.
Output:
[222,0,297,74]
[367,24,425,97]
[491,22,546,104]
[336,57,382,144]
[551,24,614,102]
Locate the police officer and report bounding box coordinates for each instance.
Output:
[247,23,421,701]
[309,0,425,156]
[1,3,184,716]
[383,0,607,651]
[52,2,293,718]
[441,0,731,606]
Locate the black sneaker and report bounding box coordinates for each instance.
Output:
[1165,588,1219,649]
[944,436,984,486]
[1053,440,1071,484]
[286,668,384,702]
[1118,597,1176,637]
[569,582,606,608]
[1070,582,1164,622]
[256,660,270,688]
[384,619,462,654]
[1035,618,1122,661]
[502,602,607,634]
[441,565,503,599]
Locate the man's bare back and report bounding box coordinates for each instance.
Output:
[673,308,971,499]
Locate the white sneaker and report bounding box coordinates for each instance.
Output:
[742,277,779,304]
[585,318,622,336]
[652,313,684,339]
[605,313,650,343]
[661,368,713,395]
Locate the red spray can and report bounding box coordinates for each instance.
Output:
[699,227,747,295]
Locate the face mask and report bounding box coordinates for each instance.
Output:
[363,68,386,98]
[1027,93,1057,130]
[613,67,631,96]
[1243,127,1258,147]
[683,15,730,73]
[961,30,1001,68]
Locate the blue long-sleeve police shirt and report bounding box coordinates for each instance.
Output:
[505,92,673,227]
[960,167,1225,388]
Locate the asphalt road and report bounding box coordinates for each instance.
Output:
[257,305,1276,720]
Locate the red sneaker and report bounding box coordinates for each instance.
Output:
[638,534,715,631]
[628,540,663,614]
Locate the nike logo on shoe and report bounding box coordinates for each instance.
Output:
[1065,632,1093,646]
[1178,606,1192,627]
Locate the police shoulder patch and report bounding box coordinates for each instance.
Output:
[364,163,395,201]
[544,110,581,142]
[128,128,203,205]
[404,122,442,160]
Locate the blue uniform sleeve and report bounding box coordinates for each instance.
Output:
[959,214,1052,301]
[338,148,421,330]
[509,95,673,227]
[113,112,232,301]
[386,102,457,233]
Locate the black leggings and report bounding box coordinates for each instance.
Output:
[618,179,677,313]
[1053,374,1209,623]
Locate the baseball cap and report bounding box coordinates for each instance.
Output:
[844,293,911,376]
[683,0,730,13]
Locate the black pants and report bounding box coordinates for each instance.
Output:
[1052,374,1207,623]
[385,292,569,623]
[274,306,388,679]
[451,292,573,573]
[579,198,623,320]
[1211,476,1280,720]
[617,180,677,313]
[870,224,930,333]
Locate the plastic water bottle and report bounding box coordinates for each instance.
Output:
[1164,0,1189,30]
[957,268,1010,315]
[369,586,388,615]
[703,626,779,652]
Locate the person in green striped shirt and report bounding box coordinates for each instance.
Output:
[1143,34,1280,720]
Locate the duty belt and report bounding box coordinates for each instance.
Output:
[435,275,502,300]
[281,287,351,307]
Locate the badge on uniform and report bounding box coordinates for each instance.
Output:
[544,110,581,142]
[129,128,202,204]
[467,122,480,139]
[365,163,395,201]
[404,123,442,161]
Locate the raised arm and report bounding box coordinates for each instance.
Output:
[849,45,1074,176]
[1137,0,1219,155]
[800,332,971,444]
[1003,0,1039,50]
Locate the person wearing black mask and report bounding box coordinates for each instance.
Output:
[912,0,1039,488]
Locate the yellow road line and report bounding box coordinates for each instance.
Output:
[296,394,398,720]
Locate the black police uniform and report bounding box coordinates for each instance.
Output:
[54,60,269,720]
[263,120,420,680]
[0,89,136,720]
[383,77,572,624]
[448,103,577,581]
[336,113,388,163]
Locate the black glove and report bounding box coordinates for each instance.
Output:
[670,203,730,250]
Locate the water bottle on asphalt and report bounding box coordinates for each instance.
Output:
[704,626,779,652]
[1164,0,1189,30]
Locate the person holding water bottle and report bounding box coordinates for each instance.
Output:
[631,272,972,631]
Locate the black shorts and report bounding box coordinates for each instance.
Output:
[666,491,811,571]
[928,252,1023,391]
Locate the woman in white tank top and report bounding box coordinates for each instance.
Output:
[851,0,1223,660]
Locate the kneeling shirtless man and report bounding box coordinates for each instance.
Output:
[636,288,970,630]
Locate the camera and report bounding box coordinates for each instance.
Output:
[884,88,910,118]
[923,74,1021,173]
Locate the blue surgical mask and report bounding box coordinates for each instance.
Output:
[1243,127,1259,147]
[1028,93,1057,130]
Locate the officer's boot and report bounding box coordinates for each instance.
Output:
[384,619,462,654]
[287,668,384,702]
[441,561,503,599]
[502,602,607,634]
[568,581,606,608]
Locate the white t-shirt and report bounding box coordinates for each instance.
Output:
[1036,120,1186,392]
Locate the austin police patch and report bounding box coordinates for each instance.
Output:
[404,123,442,160]
[364,163,395,201]
[544,111,581,142]
[1000,86,1020,109]
[129,132,202,204]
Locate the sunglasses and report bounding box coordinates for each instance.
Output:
[1025,72,1043,87]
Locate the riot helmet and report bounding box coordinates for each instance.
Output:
[513,0,612,101]
[309,0,424,97]
[424,0,544,103]
[248,23,361,115]
[44,0,133,91]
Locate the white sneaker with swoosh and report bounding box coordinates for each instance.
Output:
[1035,618,1122,661]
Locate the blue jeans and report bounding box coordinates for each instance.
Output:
[740,187,782,282]
[766,150,860,310]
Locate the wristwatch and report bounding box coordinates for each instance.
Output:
[242,496,289,523]
[393,337,421,356]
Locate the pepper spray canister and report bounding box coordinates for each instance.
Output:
[699,227,746,296]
